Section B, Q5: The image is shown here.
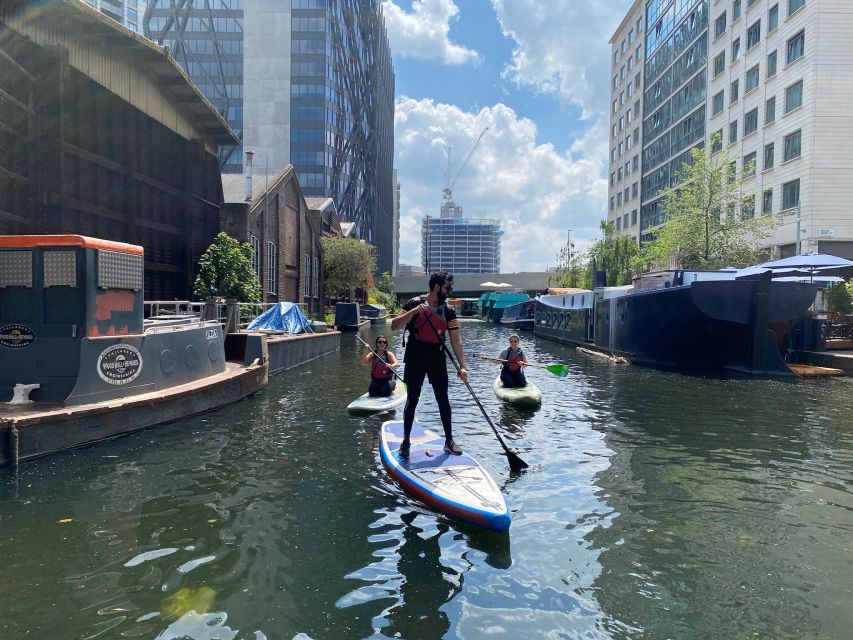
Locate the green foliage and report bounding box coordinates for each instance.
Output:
[641,134,777,270]
[550,222,639,289]
[825,282,852,314]
[367,271,398,311]
[193,232,261,302]
[320,235,376,298]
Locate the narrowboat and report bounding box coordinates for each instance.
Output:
[499,299,535,330]
[334,302,369,331]
[534,269,819,377]
[479,291,530,323]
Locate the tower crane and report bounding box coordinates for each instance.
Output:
[441,126,489,216]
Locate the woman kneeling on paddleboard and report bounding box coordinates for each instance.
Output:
[498,334,528,388]
[361,335,398,397]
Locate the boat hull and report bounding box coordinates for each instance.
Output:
[535,279,818,377]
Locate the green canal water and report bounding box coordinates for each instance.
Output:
[1,323,852,639]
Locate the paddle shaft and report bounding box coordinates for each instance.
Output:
[356,335,405,385]
[419,310,529,472]
[475,353,547,370]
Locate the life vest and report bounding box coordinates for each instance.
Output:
[504,349,524,372]
[406,298,449,345]
[371,354,392,380]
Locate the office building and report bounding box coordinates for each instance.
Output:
[144,0,396,272]
[80,0,147,33]
[609,0,853,258]
[392,169,400,276]
[421,217,502,275]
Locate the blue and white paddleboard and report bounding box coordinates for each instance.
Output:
[380,420,511,532]
[347,384,407,414]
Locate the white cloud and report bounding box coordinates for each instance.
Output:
[382,0,482,66]
[491,0,630,120]
[395,97,607,273]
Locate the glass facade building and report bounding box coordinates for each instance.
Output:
[640,0,709,237]
[143,0,395,273]
[80,0,147,33]
[421,217,502,275]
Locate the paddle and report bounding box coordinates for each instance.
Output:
[356,335,407,391]
[419,310,529,473]
[472,353,569,378]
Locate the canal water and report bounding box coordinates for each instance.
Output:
[1,322,851,639]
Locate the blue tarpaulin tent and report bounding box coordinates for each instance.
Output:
[246,302,313,334]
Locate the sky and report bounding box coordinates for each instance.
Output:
[383,0,634,273]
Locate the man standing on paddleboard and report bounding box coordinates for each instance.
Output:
[391,271,468,459]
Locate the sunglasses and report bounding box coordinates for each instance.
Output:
[377,340,387,344]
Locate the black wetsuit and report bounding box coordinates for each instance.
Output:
[401,296,458,444]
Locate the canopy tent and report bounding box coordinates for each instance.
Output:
[246,302,313,334]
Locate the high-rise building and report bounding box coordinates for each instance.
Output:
[80,0,147,33]
[610,0,853,258]
[144,0,396,273]
[392,169,400,276]
[421,217,502,275]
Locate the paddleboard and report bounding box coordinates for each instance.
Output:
[493,376,542,407]
[347,384,407,414]
[379,420,511,532]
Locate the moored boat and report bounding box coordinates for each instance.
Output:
[0,235,268,467]
[534,269,819,378]
[334,302,370,331]
[479,291,530,323]
[499,299,535,330]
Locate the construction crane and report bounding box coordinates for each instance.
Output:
[441,126,489,217]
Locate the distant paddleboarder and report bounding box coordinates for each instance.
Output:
[360,335,398,397]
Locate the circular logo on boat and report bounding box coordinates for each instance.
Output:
[97,343,142,385]
[0,324,34,349]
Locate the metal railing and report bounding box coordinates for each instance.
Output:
[144,300,310,332]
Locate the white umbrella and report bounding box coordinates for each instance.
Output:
[479,281,499,287]
[495,282,513,287]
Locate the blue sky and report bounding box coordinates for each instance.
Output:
[384,0,633,272]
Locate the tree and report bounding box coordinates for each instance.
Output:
[321,235,376,300]
[550,240,591,289]
[825,282,852,314]
[589,221,640,286]
[193,232,261,301]
[642,133,777,270]
[368,271,398,311]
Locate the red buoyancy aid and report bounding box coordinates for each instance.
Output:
[409,304,448,344]
[505,349,524,372]
[371,354,392,380]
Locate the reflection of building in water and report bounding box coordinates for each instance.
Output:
[586,374,824,638]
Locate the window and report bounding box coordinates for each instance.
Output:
[769,4,779,31]
[713,91,725,115]
[714,52,726,77]
[620,91,625,105]
[730,120,738,143]
[618,167,623,181]
[613,75,618,89]
[743,195,755,219]
[624,187,630,201]
[763,189,773,214]
[731,79,739,103]
[250,235,261,281]
[788,0,805,16]
[267,242,277,294]
[782,179,800,210]
[633,155,639,171]
[785,79,803,112]
[631,209,638,226]
[611,148,617,162]
[712,130,724,153]
[733,0,742,21]
[715,12,727,38]
[784,129,802,161]
[787,31,804,65]
[617,192,623,206]
[767,50,777,77]
[303,254,311,297]
[745,108,758,135]
[632,182,638,198]
[610,197,615,210]
[743,151,757,176]
[619,116,624,131]
[612,124,617,139]
[312,256,319,298]
[764,142,775,169]
[747,21,761,50]
[628,81,633,98]
[765,96,776,124]
[746,65,760,92]
[616,217,622,230]
[732,38,741,61]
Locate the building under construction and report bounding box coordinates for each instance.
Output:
[0,0,237,299]
[421,217,502,275]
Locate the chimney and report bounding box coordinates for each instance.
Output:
[245,150,254,202]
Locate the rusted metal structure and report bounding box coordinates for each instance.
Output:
[0,0,239,300]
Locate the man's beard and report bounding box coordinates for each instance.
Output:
[436,289,448,303]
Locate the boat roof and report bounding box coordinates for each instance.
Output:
[0,235,144,255]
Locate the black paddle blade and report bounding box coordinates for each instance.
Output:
[507,449,529,472]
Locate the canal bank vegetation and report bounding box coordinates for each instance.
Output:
[321,235,376,301]
[368,271,399,313]
[552,133,779,288]
[194,232,262,302]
